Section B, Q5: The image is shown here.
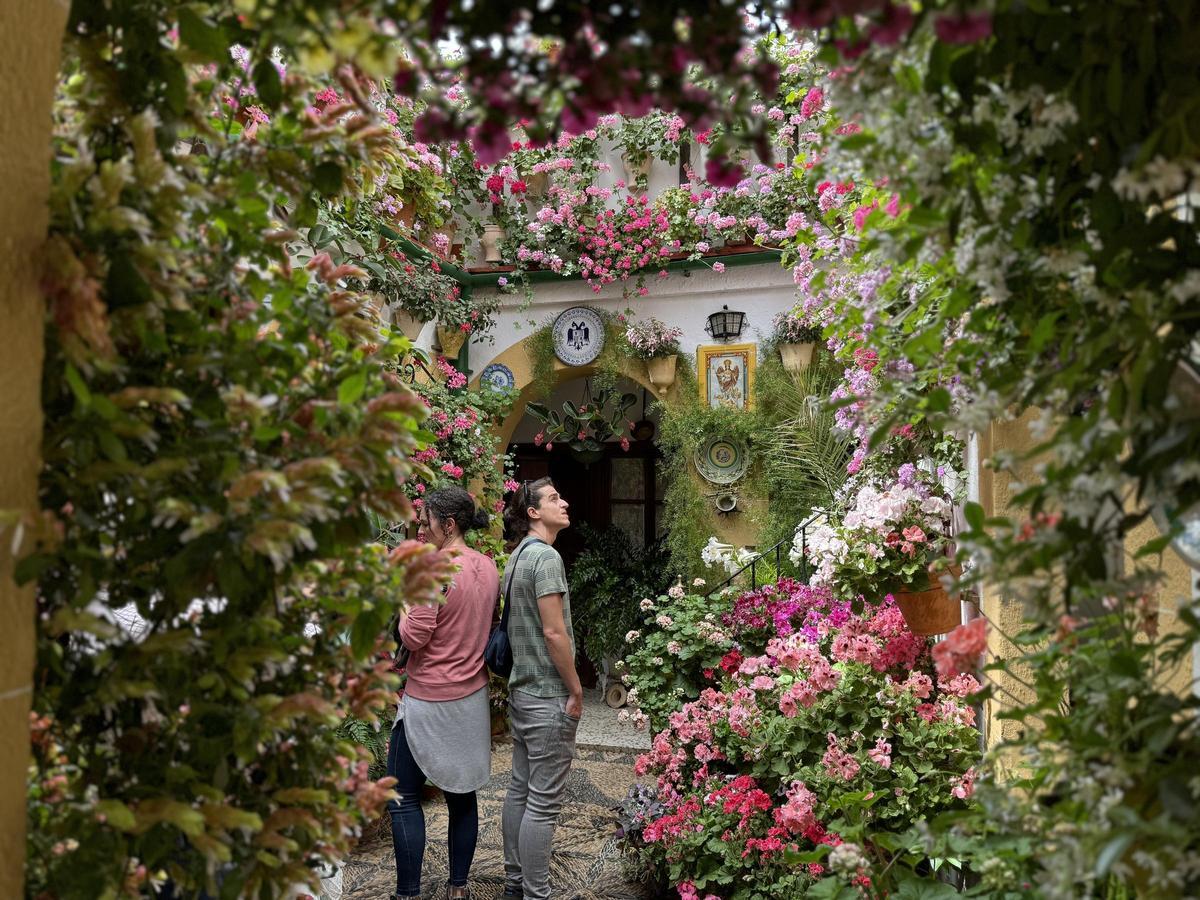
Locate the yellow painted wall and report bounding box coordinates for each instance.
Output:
[977,411,1197,748]
[473,336,765,551]
[0,1,69,893]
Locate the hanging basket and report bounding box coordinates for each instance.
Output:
[568,446,605,466]
[779,342,816,373]
[893,575,962,636]
[646,354,678,395]
[436,325,466,360]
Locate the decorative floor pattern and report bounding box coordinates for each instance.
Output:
[342,743,665,900]
[574,691,651,752]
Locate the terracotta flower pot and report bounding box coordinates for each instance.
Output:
[481,223,505,263]
[647,354,678,395]
[436,325,467,360]
[894,567,963,636]
[779,342,816,373]
[393,204,416,232]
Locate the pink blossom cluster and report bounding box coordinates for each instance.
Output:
[436,356,468,389]
[624,317,683,359]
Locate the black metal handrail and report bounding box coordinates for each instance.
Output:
[705,509,828,598]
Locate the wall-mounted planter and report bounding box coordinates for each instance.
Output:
[481,223,506,263]
[779,342,816,373]
[622,153,652,191]
[436,324,467,360]
[646,354,678,395]
[391,308,427,340]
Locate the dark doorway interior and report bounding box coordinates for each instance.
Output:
[508,439,665,573]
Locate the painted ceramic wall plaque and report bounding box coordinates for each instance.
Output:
[694,435,750,484]
[697,342,756,411]
[552,306,605,366]
[480,363,516,393]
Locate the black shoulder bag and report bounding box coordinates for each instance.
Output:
[485,537,544,678]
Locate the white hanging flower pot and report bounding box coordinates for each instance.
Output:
[779,342,816,373]
[647,354,678,395]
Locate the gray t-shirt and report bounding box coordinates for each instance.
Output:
[504,536,574,698]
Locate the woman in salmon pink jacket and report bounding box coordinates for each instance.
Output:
[389,486,499,900]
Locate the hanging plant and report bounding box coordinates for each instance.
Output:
[526,382,637,457]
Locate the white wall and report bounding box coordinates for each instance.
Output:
[465,260,796,375]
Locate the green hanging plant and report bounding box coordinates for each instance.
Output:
[525,382,637,459]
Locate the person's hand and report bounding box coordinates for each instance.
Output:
[565,692,583,721]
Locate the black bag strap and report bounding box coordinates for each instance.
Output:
[498,537,546,630]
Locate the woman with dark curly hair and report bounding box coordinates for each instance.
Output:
[389,486,499,900]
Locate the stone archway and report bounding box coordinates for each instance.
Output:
[469,335,677,450]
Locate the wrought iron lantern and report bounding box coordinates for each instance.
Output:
[704,305,746,342]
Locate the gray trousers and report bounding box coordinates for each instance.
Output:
[501,690,580,900]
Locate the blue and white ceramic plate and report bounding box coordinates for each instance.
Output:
[552,306,605,366]
[481,363,516,393]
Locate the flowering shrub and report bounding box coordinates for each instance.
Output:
[624,317,684,360]
[769,308,822,345]
[408,358,514,530]
[623,582,979,898]
[794,466,957,604]
[618,588,735,732]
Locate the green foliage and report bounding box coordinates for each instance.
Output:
[793,2,1200,893]
[566,525,676,668]
[26,7,464,896]
[335,710,395,780]
[655,357,761,580]
[526,384,637,455]
[619,590,735,731]
[752,353,852,558]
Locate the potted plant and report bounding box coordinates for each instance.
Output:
[712,187,756,245]
[612,112,684,190]
[525,383,638,463]
[654,187,705,252]
[770,308,823,372]
[795,465,962,634]
[623,317,683,395]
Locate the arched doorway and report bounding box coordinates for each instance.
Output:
[506,373,666,572]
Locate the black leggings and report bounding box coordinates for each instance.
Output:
[387,719,479,894]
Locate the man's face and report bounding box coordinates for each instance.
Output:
[531,485,570,530]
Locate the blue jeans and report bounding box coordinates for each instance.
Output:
[387,720,479,895]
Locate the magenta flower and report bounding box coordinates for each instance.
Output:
[934,11,993,44]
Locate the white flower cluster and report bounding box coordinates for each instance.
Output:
[828,841,870,876]
[700,535,757,575]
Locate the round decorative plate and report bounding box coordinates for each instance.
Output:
[480,363,516,393]
[694,435,750,485]
[552,306,605,366]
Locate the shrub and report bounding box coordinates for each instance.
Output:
[623,588,979,899]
